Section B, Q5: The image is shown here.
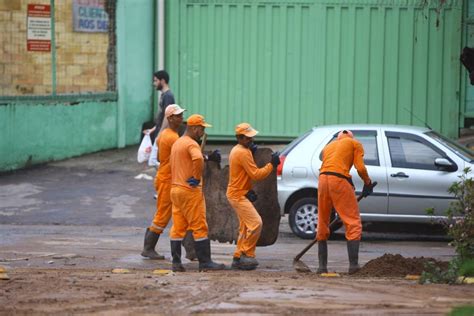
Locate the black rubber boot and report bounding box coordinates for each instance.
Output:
[183,232,197,261]
[141,228,165,260]
[347,240,360,274]
[231,254,258,271]
[316,240,328,274]
[239,254,258,270]
[231,257,240,269]
[194,239,226,271]
[170,240,185,272]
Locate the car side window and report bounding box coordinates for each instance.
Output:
[319,130,380,166]
[386,132,445,170]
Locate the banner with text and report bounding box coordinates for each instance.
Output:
[73,0,108,33]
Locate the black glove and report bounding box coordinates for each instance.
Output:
[271,152,281,168]
[245,190,258,202]
[186,177,200,188]
[362,181,373,197]
[207,149,221,163]
[249,143,258,155]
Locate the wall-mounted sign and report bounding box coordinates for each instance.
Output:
[73,0,108,33]
[27,4,51,52]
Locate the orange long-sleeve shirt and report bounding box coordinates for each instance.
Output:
[156,128,179,183]
[226,144,273,199]
[319,135,371,185]
[170,135,204,189]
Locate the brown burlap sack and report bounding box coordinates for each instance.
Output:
[200,147,281,246]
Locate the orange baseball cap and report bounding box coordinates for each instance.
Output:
[165,104,186,118]
[235,123,258,137]
[187,114,212,127]
[337,130,354,140]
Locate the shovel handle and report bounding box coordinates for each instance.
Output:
[293,181,378,262]
[200,133,208,152]
[294,239,318,262]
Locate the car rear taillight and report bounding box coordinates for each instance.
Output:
[276,155,286,176]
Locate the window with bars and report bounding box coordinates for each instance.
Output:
[0,0,116,99]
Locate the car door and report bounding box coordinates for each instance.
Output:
[384,131,459,216]
[349,130,388,215]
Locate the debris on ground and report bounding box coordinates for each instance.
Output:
[321,272,341,277]
[354,253,449,277]
[152,269,174,276]
[111,268,131,274]
[0,273,9,280]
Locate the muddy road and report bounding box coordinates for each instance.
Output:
[1,146,473,315]
[3,268,473,315]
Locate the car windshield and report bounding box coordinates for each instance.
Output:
[281,130,312,156]
[426,131,474,162]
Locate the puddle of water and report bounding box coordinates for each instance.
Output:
[239,288,322,301]
[107,195,139,219]
[116,254,168,266]
[0,183,42,210]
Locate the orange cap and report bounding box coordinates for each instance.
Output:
[235,123,258,137]
[165,104,186,118]
[337,130,354,140]
[187,114,212,127]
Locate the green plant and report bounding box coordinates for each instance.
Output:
[422,168,474,284]
[458,259,474,277]
[448,305,474,316]
[419,258,459,284]
[445,168,474,261]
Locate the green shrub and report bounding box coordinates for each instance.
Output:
[448,305,474,316]
[446,168,474,261]
[422,168,474,284]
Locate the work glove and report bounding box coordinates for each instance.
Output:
[362,181,374,198]
[271,152,281,168]
[186,177,200,188]
[249,143,258,155]
[207,150,221,163]
[245,190,258,203]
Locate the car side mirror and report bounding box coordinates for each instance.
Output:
[434,158,457,172]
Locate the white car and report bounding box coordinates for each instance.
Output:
[277,124,474,239]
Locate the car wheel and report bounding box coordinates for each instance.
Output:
[289,197,318,239]
[288,197,342,239]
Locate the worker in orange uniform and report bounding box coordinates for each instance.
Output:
[168,114,226,272]
[141,104,186,260]
[317,130,373,274]
[227,123,280,270]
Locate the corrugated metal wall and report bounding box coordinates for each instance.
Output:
[167,0,462,140]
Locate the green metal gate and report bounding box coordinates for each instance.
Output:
[464,0,474,118]
[167,0,462,140]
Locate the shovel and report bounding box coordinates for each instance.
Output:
[293,181,378,273]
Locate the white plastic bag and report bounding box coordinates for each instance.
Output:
[137,134,152,163]
[148,138,160,167]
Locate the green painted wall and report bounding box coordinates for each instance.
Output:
[0,0,155,171]
[167,0,463,140]
[116,0,155,147]
[0,99,118,170]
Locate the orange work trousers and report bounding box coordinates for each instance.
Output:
[316,174,362,241]
[228,196,262,258]
[149,180,172,234]
[169,185,209,241]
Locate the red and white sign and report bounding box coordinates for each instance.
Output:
[27,4,51,52]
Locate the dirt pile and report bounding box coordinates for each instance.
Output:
[355,253,449,277]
